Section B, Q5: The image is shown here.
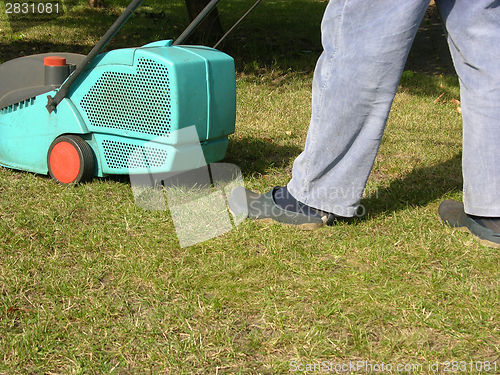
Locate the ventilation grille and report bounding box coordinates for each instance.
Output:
[80,58,172,137]
[1,97,36,113]
[102,139,168,170]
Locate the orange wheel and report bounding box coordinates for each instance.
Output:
[47,135,95,184]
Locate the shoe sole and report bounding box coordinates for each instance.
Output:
[479,238,500,249]
[258,217,327,230]
[455,226,500,249]
[458,227,500,249]
[228,209,326,230]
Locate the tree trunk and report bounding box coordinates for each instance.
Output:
[184,0,224,45]
[89,0,104,8]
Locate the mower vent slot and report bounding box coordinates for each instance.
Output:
[102,139,168,170]
[80,58,172,137]
[1,97,36,113]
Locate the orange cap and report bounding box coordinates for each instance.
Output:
[44,56,67,66]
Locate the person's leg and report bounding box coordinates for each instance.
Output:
[436,0,500,217]
[287,0,429,217]
[436,0,500,247]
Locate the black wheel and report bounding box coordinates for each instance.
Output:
[47,135,95,184]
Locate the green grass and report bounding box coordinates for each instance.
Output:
[1,1,500,374]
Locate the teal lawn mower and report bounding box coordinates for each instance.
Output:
[0,0,251,184]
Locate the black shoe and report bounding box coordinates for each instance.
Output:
[438,199,500,248]
[272,186,353,226]
[228,186,352,229]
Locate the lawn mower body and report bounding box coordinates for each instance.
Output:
[0,39,236,181]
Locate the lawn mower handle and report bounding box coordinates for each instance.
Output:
[173,0,221,46]
[46,0,144,113]
[46,0,222,113]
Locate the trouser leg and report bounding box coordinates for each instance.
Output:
[287,0,429,217]
[436,0,500,216]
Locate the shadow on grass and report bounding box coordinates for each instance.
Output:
[0,0,326,71]
[363,152,463,219]
[0,40,88,62]
[103,137,302,186]
[0,3,178,62]
[224,137,463,219]
[224,136,302,177]
[2,0,455,78]
[399,72,460,102]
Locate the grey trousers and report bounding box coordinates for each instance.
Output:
[287,0,500,217]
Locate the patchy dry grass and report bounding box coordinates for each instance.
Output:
[1,1,500,374]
